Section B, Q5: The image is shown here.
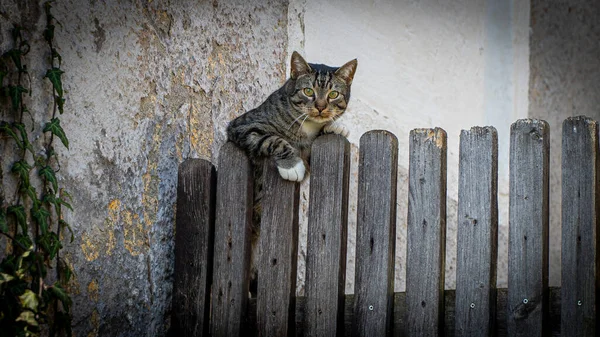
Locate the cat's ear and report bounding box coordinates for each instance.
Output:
[335,59,358,85]
[290,51,312,79]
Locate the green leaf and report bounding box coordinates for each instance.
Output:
[39,166,58,192]
[8,205,27,234]
[59,220,74,243]
[37,231,61,259]
[31,205,50,234]
[0,69,6,85]
[58,198,73,211]
[15,234,33,252]
[0,208,7,233]
[8,85,28,112]
[0,272,15,286]
[16,310,38,327]
[44,68,64,97]
[49,283,71,310]
[19,289,39,311]
[12,160,32,188]
[3,49,23,72]
[13,122,33,153]
[0,121,22,149]
[43,118,69,149]
[56,95,65,114]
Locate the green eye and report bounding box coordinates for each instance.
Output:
[328,91,339,99]
[303,88,314,96]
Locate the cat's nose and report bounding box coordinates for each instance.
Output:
[315,101,327,113]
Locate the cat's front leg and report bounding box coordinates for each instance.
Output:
[276,157,306,182]
[323,121,350,138]
[249,134,306,182]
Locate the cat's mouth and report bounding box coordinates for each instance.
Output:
[308,115,334,124]
[308,110,336,123]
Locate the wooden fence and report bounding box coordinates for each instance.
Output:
[170,116,599,336]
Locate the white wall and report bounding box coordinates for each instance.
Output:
[290,0,530,292]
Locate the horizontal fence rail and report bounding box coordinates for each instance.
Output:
[172,117,600,336]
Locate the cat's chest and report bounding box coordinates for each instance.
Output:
[300,120,324,139]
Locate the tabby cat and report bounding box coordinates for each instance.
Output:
[226,51,357,295]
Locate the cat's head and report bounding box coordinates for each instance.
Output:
[287,51,357,124]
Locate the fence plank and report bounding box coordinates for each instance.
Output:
[353,130,398,337]
[304,134,351,336]
[406,128,447,336]
[561,116,599,337]
[254,288,562,336]
[210,142,253,336]
[507,119,549,336]
[455,126,498,336]
[256,160,300,337]
[172,159,216,337]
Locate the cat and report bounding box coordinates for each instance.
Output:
[226,51,357,295]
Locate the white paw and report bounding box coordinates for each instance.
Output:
[323,123,350,137]
[277,161,306,182]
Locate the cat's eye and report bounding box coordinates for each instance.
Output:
[303,88,314,96]
[328,91,339,99]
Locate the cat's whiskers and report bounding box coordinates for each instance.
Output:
[287,113,308,130]
[297,114,310,132]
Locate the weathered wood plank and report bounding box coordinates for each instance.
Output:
[507,119,549,336]
[304,134,351,336]
[353,130,398,337]
[455,126,498,336]
[210,142,254,336]
[172,159,216,337]
[249,288,562,336]
[561,116,599,337]
[256,160,300,337]
[406,128,447,336]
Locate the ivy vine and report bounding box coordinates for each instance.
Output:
[0,2,73,336]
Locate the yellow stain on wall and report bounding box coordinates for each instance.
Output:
[123,208,148,256]
[80,231,100,262]
[105,199,120,256]
[88,308,100,337]
[88,279,99,302]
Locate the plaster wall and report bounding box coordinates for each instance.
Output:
[294,0,530,292]
[0,0,288,335]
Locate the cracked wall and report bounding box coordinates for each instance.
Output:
[0,0,288,336]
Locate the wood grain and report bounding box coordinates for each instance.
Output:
[247,288,563,336]
[353,130,398,337]
[172,159,216,337]
[210,142,254,336]
[256,159,300,336]
[455,126,498,336]
[561,116,599,337]
[507,119,549,336]
[304,134,351,336]
[406,128,447,336]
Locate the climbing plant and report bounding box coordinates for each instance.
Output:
[0,2,73,336]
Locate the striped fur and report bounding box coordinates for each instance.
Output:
[227,51,357,179]
[226,51,357,295]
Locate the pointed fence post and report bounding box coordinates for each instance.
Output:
[172,159,216,337]
[561,116,599,337]
[406,128,447,336]
[210,142,254,336]
[353,130,398,337]
[256,160,300,337]
[507,119,550,336]
[455,127,498,336]
[304,134,351,336]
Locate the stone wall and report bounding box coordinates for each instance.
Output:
[0,0,288,336]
